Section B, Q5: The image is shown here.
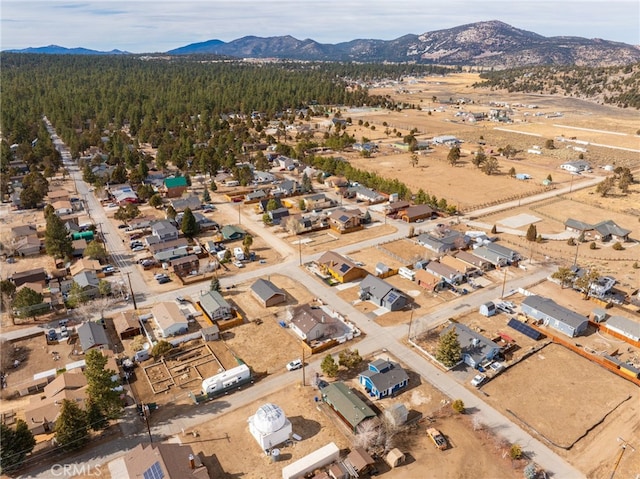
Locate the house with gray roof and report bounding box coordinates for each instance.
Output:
[604,316,640,342]
[350,186,385,204]
[359,275,408,311]
[560,160,590,173]
[288,304,348,342]
[151,220,179,242]
[484,242,521,264]
[77,321,109,352]
[424,261,464,285]
[245,189,268,202]
[521,295,588,337]
[358,359,409,400]
[268,207,290,225]
[272,179,299,197]
[198,291,233,322]
[72,271,100,299]
[565,218,631,242]
[250,278,286,307]
[454,250,493,271]
[471,246,508,267]
[416,230,469,254]
[170,195,201,212]
[441,322,501,368]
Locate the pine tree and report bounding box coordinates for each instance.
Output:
[84,350,122,419]
[202,188,211,203]
[44,213,72,259]
[0,419,35,473]
[85,398,108,431]
[12,287,46,318]
[55,399,89,451]
[84,240,107,260]
[436,328,461,367]
[210,277,221,292]
[320,354,339,377]
[526,224,537,242]
[181,207,199,238]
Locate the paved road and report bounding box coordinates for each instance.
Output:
[14,123,587,478]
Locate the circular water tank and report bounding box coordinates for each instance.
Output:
[271,448,280,462]
[253,403,286,434]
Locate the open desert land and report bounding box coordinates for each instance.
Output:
[329,72,640,211]
[481,343,640,479]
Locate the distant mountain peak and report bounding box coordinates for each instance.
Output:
[5,21,639,67]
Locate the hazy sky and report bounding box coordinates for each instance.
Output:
[2,0,638,52]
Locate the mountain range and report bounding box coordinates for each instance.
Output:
[6,21,640,67]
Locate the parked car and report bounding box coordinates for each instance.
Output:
[154,273,168,280]
[131,246,145,252]
[118,224,128,229]
[233,261,244,268]
[60,326,69,339]
[176,296,187,304]
[157,277,171,284]
[47,329,57,341]
[286,359,303,371]
[471,373,487,387]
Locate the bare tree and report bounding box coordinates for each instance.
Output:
[354,419,379,450]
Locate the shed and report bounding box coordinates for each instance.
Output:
[385,448,406,468]
[479,302,496,317]
[201,324,220,341]
[383,403,408,427]
[251,278,286,307]
[591,308,608,323]
[346,447,375,474]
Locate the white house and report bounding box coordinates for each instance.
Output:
[560,160,590,173]
[151,302,188,338]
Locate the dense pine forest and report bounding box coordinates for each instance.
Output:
[0,54,456,203]
[473,63,640,109]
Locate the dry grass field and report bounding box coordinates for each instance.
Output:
[481,343,640,479]
[179,354,524,479]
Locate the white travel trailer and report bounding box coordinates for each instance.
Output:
[201,364,251,395]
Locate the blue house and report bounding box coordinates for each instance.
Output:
[358,359,409,400]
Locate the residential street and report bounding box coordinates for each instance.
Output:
[11,124,588,478]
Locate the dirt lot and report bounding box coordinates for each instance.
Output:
[482,343,640,479]
[177,352,524,479]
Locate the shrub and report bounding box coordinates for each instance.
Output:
[452,399,465,414]
[567,237,576,246]
[509,443,523,459]
[589,242,597,250]
[612,242,624,251]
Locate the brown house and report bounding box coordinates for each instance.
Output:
[10,267,47,287]
[113,310,142,339]
[317,251,367,283]
[171,254,200,276]
[398,204,436,223]
[415,269,441,292]
[109,443,210,479]
[328,208,363,233]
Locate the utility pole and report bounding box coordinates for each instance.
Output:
[610,437,635,479]
[298,239,302,266]
[500,267,508,298]
[125,271,137,310]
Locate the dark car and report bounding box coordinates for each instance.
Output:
[47,329,57,341]
[157,277,171,284]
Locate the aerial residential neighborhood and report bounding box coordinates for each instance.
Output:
[1,19,640,479]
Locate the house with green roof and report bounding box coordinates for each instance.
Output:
[163,176,189,198]
[221,225,246,241]
[320,381,376,432]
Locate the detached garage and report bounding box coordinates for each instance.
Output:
[250,278,286,307]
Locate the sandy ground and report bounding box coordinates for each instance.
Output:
[176,353,525,479]
[482,343,640,479]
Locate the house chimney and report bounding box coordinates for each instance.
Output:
[188,454,195,469]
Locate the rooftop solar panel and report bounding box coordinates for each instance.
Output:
[507,318,542,341]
